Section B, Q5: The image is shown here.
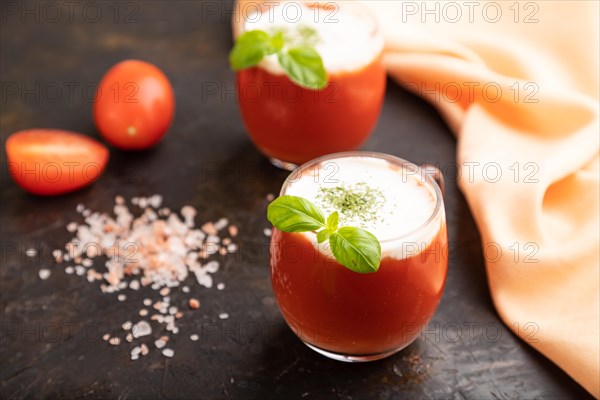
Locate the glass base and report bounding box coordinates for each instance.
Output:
[303,342,405,362]
[269,157,298,171]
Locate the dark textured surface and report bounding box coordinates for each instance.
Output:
[0,1,593,399]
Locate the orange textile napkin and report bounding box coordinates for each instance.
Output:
[232,1,600,396]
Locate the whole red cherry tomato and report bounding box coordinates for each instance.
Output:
[93,60,175,150]
[5,129,109,196]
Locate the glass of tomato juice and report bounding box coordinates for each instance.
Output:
[236,2,386,170]
[270,152,447,361]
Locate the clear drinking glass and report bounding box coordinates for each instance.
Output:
[269,152,447,361]
[236,2,386,170]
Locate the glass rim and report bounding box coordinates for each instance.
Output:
[280,151,444,244]
[239,1,382,42]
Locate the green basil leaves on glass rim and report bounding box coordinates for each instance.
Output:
[229,28,328,90]
[267,195,382,273]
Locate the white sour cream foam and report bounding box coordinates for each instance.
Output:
[243,2,384,74]
[282,155,443,259]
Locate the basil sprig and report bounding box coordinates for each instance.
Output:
[267,195,382,273]
[230,29,328,90]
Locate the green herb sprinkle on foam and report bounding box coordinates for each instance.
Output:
[317,182,385,226]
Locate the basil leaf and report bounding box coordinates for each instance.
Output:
[277,46,327,89]
[230,30,274,70]
[330,227,381,273]
[316,229,332,243]
[326,211,339,231]
[267,195,326,232]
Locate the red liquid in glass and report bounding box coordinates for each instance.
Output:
[236,56,386,165]
[270,224,447,356]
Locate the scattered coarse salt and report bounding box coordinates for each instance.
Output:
[219,313,229,320]
[26,248,37,257]
[214,218,229,231]
[132,321,152,338]
[189,298,200,309]
[227,243,238,253]
[67,222,78,232]
[38,269,51,280]
[162,348,174,358]
[217,283,225,291]
[131,346,142,357]
[41,194,235,361]
[263,228,272,237]
[52,249,63,262]
[190,334,199,341]
[201,222,217,236]
[149,194,163,209]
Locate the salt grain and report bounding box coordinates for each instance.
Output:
[155,339,166,349]
[122,321,133,330]
[182,286,190,293]
[266,193,275,201]
[217,283,225,291]
[219,313,229,320]
[118,294,127,302]
[263,228,272,237]
[38,269,51,280]
[214,218,229,231]
[190,334,199,341]
[228,225,238,237]
[189,298,200,309]
[52,249,63,262]
[143,298,152,306]
[26,248,37,257]
[132,321,152,338]
[139,309,148,317]
[109,337,121,345]
[162,348,174,358]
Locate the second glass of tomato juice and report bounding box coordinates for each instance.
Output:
[234,2,386,170]
[268,152,448,361]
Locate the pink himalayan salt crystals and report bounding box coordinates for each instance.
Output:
[50,194,236,360]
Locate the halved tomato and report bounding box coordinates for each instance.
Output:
[5,129,109,196]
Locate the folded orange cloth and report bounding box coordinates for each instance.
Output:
[233,1,600,396]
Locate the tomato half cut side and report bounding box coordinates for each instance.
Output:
[5,129,109,196]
